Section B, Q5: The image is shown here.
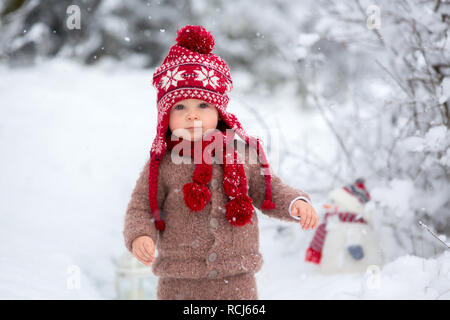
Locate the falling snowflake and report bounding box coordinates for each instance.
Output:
[194,67,220,89]
[160,67,184,91]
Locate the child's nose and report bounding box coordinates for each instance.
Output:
[186,113,200,121]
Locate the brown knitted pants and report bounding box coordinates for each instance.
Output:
[156,272,258,300]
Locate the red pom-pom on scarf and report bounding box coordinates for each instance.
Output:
[183,182,211,212]
[225,194,254,226]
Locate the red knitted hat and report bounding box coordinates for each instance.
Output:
[148,25,276,231]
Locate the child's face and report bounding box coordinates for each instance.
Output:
[169,99,220,141]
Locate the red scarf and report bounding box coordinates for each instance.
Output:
[165,130,255,227]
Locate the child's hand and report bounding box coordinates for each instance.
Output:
[131,236,155,266]
[291,200,319,230]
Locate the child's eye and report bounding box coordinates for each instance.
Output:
[199,103,209,108]
[174,104,184,110]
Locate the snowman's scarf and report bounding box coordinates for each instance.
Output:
[305,211,367,264]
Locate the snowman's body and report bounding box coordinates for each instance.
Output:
[319,214,383,274]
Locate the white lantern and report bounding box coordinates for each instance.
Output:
[115,251,158,300]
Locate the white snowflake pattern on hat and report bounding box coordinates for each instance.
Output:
[160,67,184,91]
[194,67,220,89]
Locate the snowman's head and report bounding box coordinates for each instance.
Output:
[328,188,365,214]
[322,199,339,212]
[327,178,371,219]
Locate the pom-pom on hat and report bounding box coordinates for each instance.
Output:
[148,25,276,231]
[175,25,215,54]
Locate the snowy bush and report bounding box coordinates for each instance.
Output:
[291,0,450,258]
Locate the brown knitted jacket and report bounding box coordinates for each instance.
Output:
[123,139,311,279]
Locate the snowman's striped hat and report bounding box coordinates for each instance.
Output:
[328,178,371,215]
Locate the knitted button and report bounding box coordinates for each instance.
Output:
[208,252,217,262]
[207,270,218,279]
[191,239,200,248]
[210,178,219,189]
[209,217,218,229]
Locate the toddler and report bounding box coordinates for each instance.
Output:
[123,25,318,300]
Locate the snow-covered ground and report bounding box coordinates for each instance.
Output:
[0,58,449,299]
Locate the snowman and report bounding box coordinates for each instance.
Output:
[305,178,383,274]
